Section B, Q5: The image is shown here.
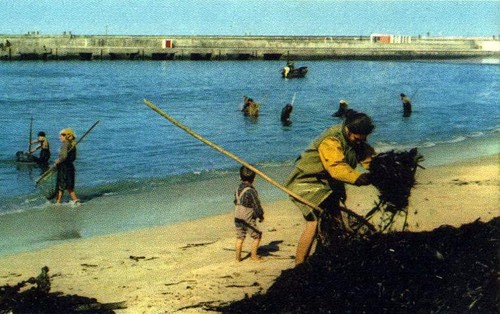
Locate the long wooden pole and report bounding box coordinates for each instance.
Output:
[143,99,374,230]
[291,92,296,105]
[35,120,100,185]
[410,88,420,101]
[28,117,33,153]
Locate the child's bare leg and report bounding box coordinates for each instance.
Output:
[295,220,318,265]
[235,238,244,262]
[251,237,262,261]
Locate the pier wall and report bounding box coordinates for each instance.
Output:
[0,34,498,61]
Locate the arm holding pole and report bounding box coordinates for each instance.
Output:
[35,121,100,185]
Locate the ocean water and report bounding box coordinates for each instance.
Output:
[0,59,498,255]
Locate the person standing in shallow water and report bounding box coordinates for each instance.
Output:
[332,99,349,118]
[285,111,376,265]
[400,93,412,117]
[234,166,265,262]
[54,128,80,205]
[242,97,260,117]
[280,103,293,126]
[30,131,51,165]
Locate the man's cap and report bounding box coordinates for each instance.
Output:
[344,111,375,135]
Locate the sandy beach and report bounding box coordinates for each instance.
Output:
[0,154,498,313]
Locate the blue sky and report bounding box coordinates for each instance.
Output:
[1,0,498,37]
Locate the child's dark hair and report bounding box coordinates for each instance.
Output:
[240,166,256,182]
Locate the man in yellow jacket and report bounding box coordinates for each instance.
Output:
[285,111,375,265]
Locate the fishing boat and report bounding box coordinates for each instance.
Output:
[281,66,308,78]
[15,151,35,163]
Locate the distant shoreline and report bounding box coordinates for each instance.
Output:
[1,34,498,61]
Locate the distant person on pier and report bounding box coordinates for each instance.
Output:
[332,99,350,118]
[400,93,412,117]
[281,103,293,126]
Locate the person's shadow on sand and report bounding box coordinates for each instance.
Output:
[227,240,286,261]
[258,240,283,255]
[248,240,284,260]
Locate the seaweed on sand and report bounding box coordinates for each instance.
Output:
[0,266,126,314]
[213,218,499,313]
[318,148,424,247]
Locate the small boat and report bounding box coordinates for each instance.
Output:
[282,66,308,78]
[16,151,36,163]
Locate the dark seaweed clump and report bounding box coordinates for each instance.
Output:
[0,266,126,314]
[363,148,424,232]
[214,217,499,313]
[369,148,422,211]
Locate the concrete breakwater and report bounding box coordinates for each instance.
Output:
[0,34,498,61]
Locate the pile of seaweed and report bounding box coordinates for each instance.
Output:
[365,148,424,232]
[318,149,423,248]
[370,148,422,211]
[215,217,499,313]
[0,266,126,314]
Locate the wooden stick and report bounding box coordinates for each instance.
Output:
[143,99,374,231]
[35,121,100,185]
[28,117,33,153]
[410,87,420,100]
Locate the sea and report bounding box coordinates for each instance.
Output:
[0,58,498,255]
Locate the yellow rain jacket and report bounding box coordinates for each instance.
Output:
[285,124,374,218]
[247,102,260,117]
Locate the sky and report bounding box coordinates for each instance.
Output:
[1,0,498,37]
